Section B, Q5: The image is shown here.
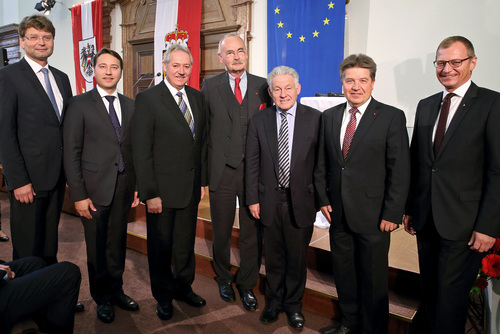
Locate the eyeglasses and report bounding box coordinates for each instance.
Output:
[433,57,472,69]
[23,35,53,43]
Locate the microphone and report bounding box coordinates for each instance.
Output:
[148,72,162,89]
[125,73,152,97]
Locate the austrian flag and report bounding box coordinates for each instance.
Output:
[71,0,103,95]
[154,0,202,89]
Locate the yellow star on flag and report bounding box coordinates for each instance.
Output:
[313,30,319,37]
[287,31,292,38]
[328,2,335,9]
[299,35,306,42]
[275,7,280,14]
[323,17,330,25]
[278,21,284,28]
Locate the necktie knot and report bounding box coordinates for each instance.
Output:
[349,107,359,116]
[235,77,241,86]
[40,68,48,75]
[444,92,455,102]
[105,95,115,104]
[176,91,183,98]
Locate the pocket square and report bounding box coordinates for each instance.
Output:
[259,103,266,110]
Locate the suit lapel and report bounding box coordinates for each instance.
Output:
[247,73,264,117]
[437,84,478,158]
[19,59,60,124]
[91,88,119,140]
[290,104,307,173]
[50,66,68,122]
[186,86,201,138]
[216,73,234,120]
[118,94,132,134]
[264,107,280,180]
[158,82,192,134]
[331,103,345,163]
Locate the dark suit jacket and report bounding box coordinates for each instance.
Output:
[407,82,500,240]
[315,98,410,234]
[245,103,321,227]
[201,71,272,191]
[63,88,136,206]
[132,81,207,208]
[0,58,72,192]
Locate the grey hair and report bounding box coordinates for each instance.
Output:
[267,66,299,89]
[163,43,193,65]
[217,33,246,55]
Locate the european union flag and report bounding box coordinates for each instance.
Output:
[268,0,345,97]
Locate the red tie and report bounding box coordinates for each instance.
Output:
[235,77,243,104]
[434,93,455,155]
[342,108,358,160]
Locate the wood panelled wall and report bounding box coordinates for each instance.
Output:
[104,0,253,98]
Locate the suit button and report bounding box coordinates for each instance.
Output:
[59,146,63,150]
[227,136,231,140]
[224,154,227,157]
[342,167,345,170]
[432,168,437,173]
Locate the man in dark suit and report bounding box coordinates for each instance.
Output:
[63,48,139,323]
[0,15,72,265]
[315,54,410,334]
[0,257,81,334]
[201,33,271,310]
[404,36,500,333]
[132,44,207,321]
[246,66,320,329]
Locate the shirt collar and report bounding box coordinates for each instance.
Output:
[24,55,49,74]
[442,79,471,100]
[277,101,297,117]
[346,96,372,116]
[228,71,247,83]
[164,78,186,97]
[96,85,118,99]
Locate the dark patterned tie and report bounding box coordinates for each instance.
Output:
[176,91,194,133]
[278,110,290,188]
[434,93,455,155]
[342,107,358,160]
[235,77,243,104]
[105,95,125,173]
[40,68,60,121]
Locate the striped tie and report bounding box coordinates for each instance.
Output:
[278,110,290,188]
[342,108,358,160]
[40,68,60,121]
[176,91,194,133]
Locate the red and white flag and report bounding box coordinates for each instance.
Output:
[154,0,202,89]
[71,0,103,95]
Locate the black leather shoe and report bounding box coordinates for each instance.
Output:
[260,306,281,324]
[321,324,356,334]
[156,301,173,320]
[175,291,206,307]
[96,302,114,323]
[237,288,257,311]
[0,235,9,242]
[218,282,236,302]
[286,311,305,329]
[74,302,85,313]
[111,293,139,311]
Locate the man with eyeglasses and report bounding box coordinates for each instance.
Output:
[404,36,500,333]
[0,16,72,266]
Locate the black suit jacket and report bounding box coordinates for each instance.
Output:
[132,81,207,208]
[0,58,72,192]
[407,82,500,240]
[246,103,321,227]
[63,88,136,206]
[315,98,410,234]
[201,71,272,191]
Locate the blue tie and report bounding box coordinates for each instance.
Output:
[40,68,60,121]
[105,95,125,173]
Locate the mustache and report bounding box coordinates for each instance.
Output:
[176,74,187,78]
[231,61,244,65]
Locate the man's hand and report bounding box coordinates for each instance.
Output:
[249,203,260,219]
[200,187,206,201]
[469,231,496,253]
[320,205,332,223]
[75,198,96,219]
[131,192,140,208]
[146,197,162,214]
[380,219,398,232]
[0,265,14,281]
[13,183,36,204]
[403,215,416,236]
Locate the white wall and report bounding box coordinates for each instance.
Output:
[2,0,500,121]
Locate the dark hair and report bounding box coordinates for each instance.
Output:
[436,36,475,58]
[94,47,123,69]
[19,15,55,38]
[339,54,377,81]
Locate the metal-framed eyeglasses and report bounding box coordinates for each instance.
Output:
[433,57,472,69]
[23,35,53,43]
